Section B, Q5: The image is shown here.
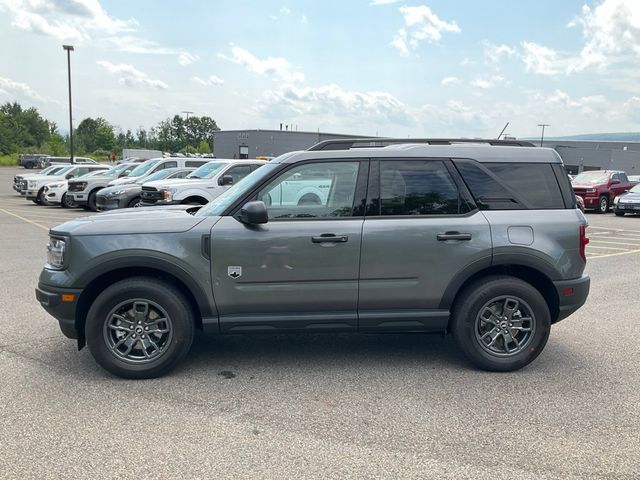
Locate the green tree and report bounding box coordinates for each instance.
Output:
[44,133,68,156]
[196,139,212,154]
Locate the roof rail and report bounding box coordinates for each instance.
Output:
[307,137,536,151]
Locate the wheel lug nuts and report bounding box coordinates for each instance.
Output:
[141,335,145,338]
[129,326,133,330]
[132,334,136,338]
[144,327,149,331]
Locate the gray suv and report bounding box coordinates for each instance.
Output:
[36,139,590,378]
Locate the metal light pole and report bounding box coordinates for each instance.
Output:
[182,110,193,151]
[63,45,75,164]
[537,123,550,147]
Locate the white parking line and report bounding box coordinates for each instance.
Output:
[588,240,640,246]
[586,245,629,250]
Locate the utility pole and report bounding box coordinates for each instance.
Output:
[537,123,550,147]
[182,110,193,151]
[63,45,74,163]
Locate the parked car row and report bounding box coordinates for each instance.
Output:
[13,157,269,212]
[571,170,639,215]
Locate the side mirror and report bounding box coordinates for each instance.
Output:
[65,173,74,179]
[219,175,234,186]
[610,178,620,185]
[240,201,268,224]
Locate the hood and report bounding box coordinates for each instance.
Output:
[572,183,600,189]
[27,174,65,182]
[617,191,640,201]
[50,205,206,236]
[142,177,203,189]
[109,176,141,186]
[100,184,141,196]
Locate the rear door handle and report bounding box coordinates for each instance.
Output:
[311,234,348,243]
[437,232,472,241]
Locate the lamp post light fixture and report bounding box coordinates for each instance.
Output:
[537,123,550,147]
[63,45,75,164]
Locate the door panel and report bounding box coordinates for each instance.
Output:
[210,217,363,332]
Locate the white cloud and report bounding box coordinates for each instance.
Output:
[441,76,461,86]
[96,61,168,89]
[191,75,224,86]
[391,5,460,55]
[521,41,564,76]
[470,75,510,89]
[370,0,401,5]
[0,76,46,102]
[280,7,291,15]
[218,46,304,83]
[483,42,516,64]
[258,83,416,127]
[0,0,136,41]
[178,52,200,66]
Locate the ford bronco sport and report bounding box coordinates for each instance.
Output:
[36,138,590,378]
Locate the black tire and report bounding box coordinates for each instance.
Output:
[596,195,609,214]
[615,212,625,217]
[35,188,45,205]
[451,275,550,372]
[87,190,98,211]
[24,161,35,169]
[61,193,76,208]
[127,196,141,208]
[85,277,195,379]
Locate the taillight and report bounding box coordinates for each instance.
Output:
[579,224,589,262]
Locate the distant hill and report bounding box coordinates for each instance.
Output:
[541,133,640,142]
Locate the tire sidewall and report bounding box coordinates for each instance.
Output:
[598,195,608,214]
[453,277,551,371]
[86,279,194,379]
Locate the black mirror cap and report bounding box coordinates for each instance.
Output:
[240,201,268,224]
[65,173,73,179]
[219,175,234,186]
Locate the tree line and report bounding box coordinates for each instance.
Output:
[0,101,220,158]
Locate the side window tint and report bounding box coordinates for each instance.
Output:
[454,160,525,210]
[163,161,178,169]
[485,163,564,209]
[620,173,629,182]
[379,161,463,215]
[257,162,360,219]
[185,161,203,168]
[226,165,252,183]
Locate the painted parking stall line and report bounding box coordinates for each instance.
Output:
[586,226,640,259]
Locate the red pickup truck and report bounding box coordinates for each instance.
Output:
[572,170,638,213]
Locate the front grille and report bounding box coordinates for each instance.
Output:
[19,180,27,190]
[141,186,162,203]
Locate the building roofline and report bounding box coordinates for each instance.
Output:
[213,129,373,137]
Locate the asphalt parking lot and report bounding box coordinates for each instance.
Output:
[1,166,639,479]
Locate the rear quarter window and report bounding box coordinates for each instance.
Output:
[454,160,565,210]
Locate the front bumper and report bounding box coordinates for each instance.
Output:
[36,283,83,339]
[69,192,89,206]
[44,188,65,204]
[553,275,590,323]
[614,202,640,213]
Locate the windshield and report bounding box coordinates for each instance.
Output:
[196,164,278,217]
[136,169,175,184]
[55,165,74,175]
[102,162,135,177]
[572,172,609,184]
[79,170,103,178]
[629,184,640,193]
[128,159,161,177]
[187,161,227,179]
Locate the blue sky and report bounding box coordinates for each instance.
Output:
[1,0,640,139]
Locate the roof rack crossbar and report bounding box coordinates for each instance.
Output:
[307,138,536,151]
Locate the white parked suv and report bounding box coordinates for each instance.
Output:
[139,160,266,206]
[25,164,109,204]
[13,165,67,195]
[107,157,209,187]
[68,162,138,211]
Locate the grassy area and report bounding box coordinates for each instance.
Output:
[0,154,18,166]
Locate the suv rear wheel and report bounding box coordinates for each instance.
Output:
[451,276,550,371]
[85,277,195,379]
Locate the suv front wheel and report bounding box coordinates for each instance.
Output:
[85,277,195,379]
[451,276,550,371]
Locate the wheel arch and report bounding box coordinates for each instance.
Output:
[75,262,213,343]
[181,194,208,205]
[440,262,560,327]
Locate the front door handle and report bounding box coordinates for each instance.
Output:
[311,234,348,243]
[437,231,472,241]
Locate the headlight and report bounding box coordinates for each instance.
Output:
[46,237,66,269]
[28,181,37,188]
[161,187,177,201]
[586,188,596,193]
[108,189,129,196]
[48,182,66,189]
[614,196,620,204]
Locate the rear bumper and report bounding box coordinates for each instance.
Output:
[35,284,83,339]
[553,275,590,323]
